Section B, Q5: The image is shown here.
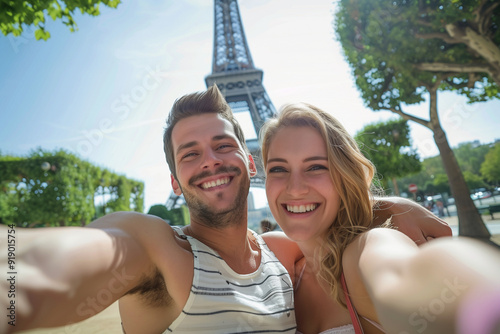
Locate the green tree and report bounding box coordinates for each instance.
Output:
[148,204,169,221]
[432,173,451,195]
[0,0,121,40]
[165,206,190,226]
[481,143,500,183]
[398,141,497,197]
[398,155,446,197]
[463,170,488,190]
[454,141,491,175]
[355,118,421,195]
[335,0,500,239]
[0,148,143,226]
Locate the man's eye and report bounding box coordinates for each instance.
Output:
[217,144,232,150]
[182,152,198,159]
[268,166,287,173]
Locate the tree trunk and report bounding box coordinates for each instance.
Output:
[428,89,491,239]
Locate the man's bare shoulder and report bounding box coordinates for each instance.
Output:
[88,211,172,232]
[88,212,182,254]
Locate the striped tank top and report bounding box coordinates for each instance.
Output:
[165,227,296,333]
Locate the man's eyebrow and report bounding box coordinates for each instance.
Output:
[176,134,235,156]
[213,134,234,141]
[176,141,198,156]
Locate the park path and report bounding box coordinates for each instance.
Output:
[19,301,122,334]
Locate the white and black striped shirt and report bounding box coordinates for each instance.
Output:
[166,227,296,333]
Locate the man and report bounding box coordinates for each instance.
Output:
[2,85,451,334]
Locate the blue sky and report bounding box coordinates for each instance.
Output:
[1,0,499,211]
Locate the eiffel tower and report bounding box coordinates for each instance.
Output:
[167,0,276,209]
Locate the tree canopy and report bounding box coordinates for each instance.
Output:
[397,140,497,196]
[335,0,500,238]
[0,148,143,227]
[0,0,121,40]
[454,141,491,175]
[335,0,500,109]
[148,204,169,221]
[481,142,500,183]
[355,118,421,195]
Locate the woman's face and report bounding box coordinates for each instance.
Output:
[265,125,341,242]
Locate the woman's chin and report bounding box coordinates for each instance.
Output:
[281,227,316,243]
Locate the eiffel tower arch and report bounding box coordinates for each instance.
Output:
[167,0,276,213]
[205,0,277,185]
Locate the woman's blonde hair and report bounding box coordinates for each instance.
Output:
[260,102,377,307]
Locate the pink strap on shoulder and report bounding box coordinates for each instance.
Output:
[341,273,364,334]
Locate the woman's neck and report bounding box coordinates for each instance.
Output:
[297,238,324,271]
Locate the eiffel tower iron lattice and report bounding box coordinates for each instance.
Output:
[166,0,276,209]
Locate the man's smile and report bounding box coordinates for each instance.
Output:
[199,176,231,189]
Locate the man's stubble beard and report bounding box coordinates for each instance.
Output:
[180,166,250,229]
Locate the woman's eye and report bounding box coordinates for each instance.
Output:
[309,165,328,171]
[268,166,287,173]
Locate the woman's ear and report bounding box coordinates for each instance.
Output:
[248,155,257,177]
[171,174,183,196]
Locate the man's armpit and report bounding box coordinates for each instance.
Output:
[125,267,172,308]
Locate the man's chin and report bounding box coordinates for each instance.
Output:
[204,203,240,216]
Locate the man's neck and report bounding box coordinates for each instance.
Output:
[185,219,261,274]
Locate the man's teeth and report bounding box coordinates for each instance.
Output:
[201,177,230,189]
[286,204,317,213]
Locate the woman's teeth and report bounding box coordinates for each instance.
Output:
[286,204,317,213]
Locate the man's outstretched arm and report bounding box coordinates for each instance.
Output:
[353,229,500,334]
[1,213,154,333]
[373,197,452,245]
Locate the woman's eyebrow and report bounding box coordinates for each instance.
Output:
[267,156,328,164]
[267,157,287,164]
[304,156,328,162]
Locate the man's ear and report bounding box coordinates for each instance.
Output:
[171,174,183,196]
[248,155,257,177]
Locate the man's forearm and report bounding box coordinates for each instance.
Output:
[373,196,452,244]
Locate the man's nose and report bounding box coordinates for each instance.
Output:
[201,149,222,170]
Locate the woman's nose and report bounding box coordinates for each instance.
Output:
[286,172,308,197]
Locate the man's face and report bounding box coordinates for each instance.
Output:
[171,113,256,227]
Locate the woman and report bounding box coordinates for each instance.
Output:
[260,102,500,334]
